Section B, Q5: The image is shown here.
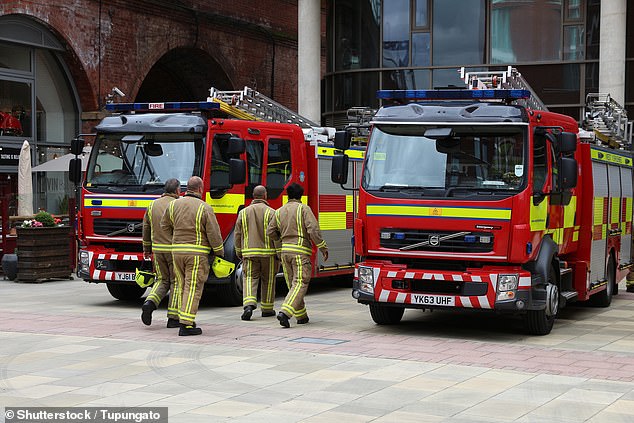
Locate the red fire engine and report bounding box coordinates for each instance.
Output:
[332,67,633,335]
[71,88,363,304]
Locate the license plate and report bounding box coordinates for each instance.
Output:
[411,294,455,306]
[114,272,135,281]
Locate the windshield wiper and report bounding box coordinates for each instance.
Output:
[445,186,517,197]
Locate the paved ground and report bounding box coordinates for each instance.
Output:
[1,276,634,422]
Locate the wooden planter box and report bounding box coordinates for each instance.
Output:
[16,226,72,282]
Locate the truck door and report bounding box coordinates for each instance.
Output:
[590,159,609,284]
[619,164,633,266]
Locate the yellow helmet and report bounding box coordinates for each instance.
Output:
[212,256,235,278]
[135,262,155,288]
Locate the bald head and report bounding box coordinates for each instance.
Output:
[252,185,267,200]
[187,176,203,194]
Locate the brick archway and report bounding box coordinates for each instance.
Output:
[135,48,232,102]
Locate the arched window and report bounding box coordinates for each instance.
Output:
[0,16,80,214]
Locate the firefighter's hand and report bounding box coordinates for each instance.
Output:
[322,250,328,262]
[144,252,152,260]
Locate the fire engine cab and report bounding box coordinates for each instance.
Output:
[71,88,363,305]
[332,67,633,335]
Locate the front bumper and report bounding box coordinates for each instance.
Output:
[352,262,542,312]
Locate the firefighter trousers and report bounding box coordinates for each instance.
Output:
[172,254,210,325]
[242,256,278,311]
[146,252,180,319]
[279,253,311,320]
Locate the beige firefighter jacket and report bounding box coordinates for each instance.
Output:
[267,199,327,256]
[142,193,179,254]
[234,199,277,258]
[160,191,224,257]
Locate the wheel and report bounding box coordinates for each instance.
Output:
[369,303,404,325]
[590,256,615,307]
[214,262,243,306]
[106,283,146,301]
[525,264,559,336]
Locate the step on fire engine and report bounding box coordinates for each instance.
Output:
[70,88,364,304]
[332,66,634,335]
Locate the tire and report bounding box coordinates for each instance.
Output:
[106,283,146,301]
[369,303,404,325]
[590,256,615,307]
[214,262,243,306]
[525,264,559,336]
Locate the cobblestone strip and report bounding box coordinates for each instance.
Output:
[3,313,634,382]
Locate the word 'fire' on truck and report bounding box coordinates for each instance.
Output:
[69,90,364,304]
[332,67,633,335]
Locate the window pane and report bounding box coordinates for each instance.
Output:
[334,72,379,111]
[0,79,31,137]
[491,0,562,63]
[332,0,380,71]
[432,68,468,89]
[35,146,72,214]
[586,0,600,60]
[564,25,584,60]
[266,139,291,199]
[383,70,430,90]
[415,0,429,27]
[518,64,580,106]
[412,33,430,67]
[383,0,410,67]
[246,140,263,189]
[0,42,30,72]
[565,0,582,21]
[433,0,485,66]
[35,50,78,143]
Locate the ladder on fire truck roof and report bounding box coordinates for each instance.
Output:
[582,93,632,149]
[460,66,547,112]
[208,86,320,129]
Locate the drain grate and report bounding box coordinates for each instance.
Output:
[291,337,348,345]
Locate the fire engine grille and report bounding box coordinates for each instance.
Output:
[93,219,143,237]
[380,229,494,253]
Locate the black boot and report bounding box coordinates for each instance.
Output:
[166,318,180,328]
[179,323,202,336]
[261,309,276,317]
[297,316,309,324]
[277,312,290,328]
[241,305,255,321]
[141,300,156,326]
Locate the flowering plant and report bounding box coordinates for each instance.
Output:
[21,211,62,228]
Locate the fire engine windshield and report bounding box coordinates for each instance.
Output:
[362,124,526,197]
[85,133,204,188]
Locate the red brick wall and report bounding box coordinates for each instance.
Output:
[1,0,308,133]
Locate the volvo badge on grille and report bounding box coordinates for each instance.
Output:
[429,235,440,246]
[127,223,136,233]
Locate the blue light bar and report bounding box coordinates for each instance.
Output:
[377,89,531,101]
[105,101,220,112]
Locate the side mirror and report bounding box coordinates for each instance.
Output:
[559,132,577,154]
[229,158,246,185]
[331,153,349,184]
[70,137,85,155]
[334,131,351,151]
[144,143,163,157]
[560,157,578,190]
[227,136,245,156]
[69,158,82,184]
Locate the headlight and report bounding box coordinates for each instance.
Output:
[497,274,518,301]
[358,266,375,294]
[79,251,89,265]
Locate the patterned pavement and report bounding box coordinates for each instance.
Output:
[1,277,634,422]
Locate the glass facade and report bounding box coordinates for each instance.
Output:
[324,0,622,127]
[0,17,79,214]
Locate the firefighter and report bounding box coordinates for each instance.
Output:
[267,182,328,328]
[234,185,278,320]
[140,178,181,328]
[160,176,224,336]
